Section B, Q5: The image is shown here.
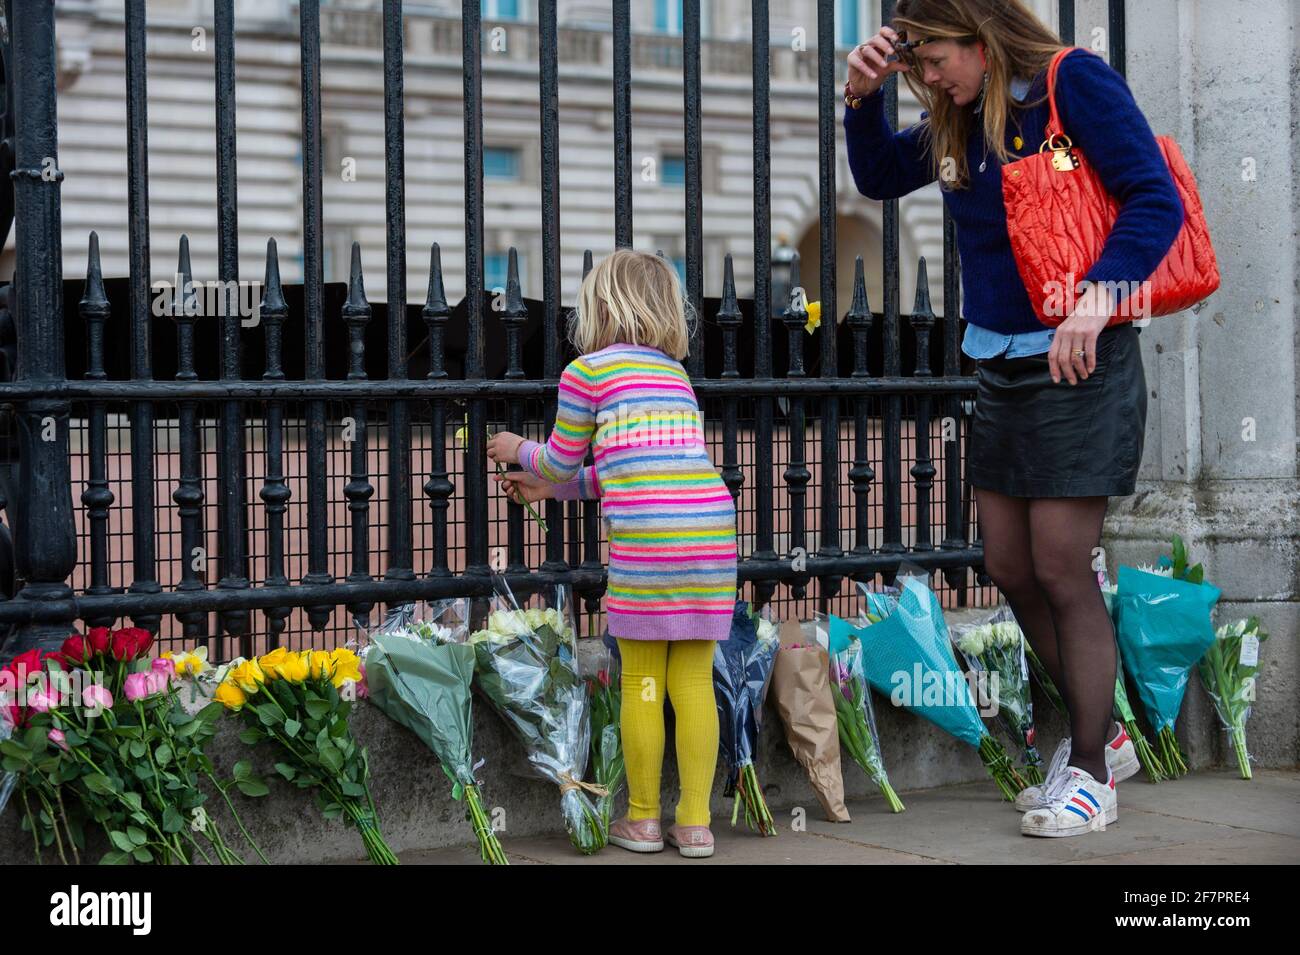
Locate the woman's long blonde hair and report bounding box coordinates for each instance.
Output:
[569,249,696,361]
[892,0,1064,188]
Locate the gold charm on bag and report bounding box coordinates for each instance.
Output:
[1040,133,1078,172]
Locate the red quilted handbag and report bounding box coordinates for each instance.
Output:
[1002,47,1220,327]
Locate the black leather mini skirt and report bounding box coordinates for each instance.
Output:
[968,323,1147,498]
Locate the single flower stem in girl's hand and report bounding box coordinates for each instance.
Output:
[458,412,549,533]
[496,461,548,533]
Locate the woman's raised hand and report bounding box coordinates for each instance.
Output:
[846,25,910,99]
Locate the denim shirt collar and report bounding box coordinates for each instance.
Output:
[1009,75,1032,103]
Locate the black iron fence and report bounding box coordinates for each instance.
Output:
[0,0,1121,661]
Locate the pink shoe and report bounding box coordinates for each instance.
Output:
[608,816,664,853]
[665,823,714,858]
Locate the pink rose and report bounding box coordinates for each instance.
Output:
[48,728,69,751]
[124,671,168,702]
[81,683,114,713]
[150,657,176,681]
[27,688,55,713]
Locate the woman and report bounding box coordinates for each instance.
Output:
[844,0,1183,838]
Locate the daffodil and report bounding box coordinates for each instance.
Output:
[804,300,821,335]
[163,646,210,678]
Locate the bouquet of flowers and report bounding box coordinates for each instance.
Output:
[1197,616,1267,780]
[215,645,398,864]
[951,607,1045,785]
[713,600,781,836]
[770,615,851,822]
[1096,572,1169,782]
[469,573,605,854]
[1,629,265,865]
[586,642,625,833]
[361,598,508,864]
[852,577,1028,801]
[1114,538,1221,778]
[825,617,904,812]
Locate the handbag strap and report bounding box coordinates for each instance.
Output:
[1044,45,1101,141]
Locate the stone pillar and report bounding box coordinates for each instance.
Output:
[1103,0,1299,769]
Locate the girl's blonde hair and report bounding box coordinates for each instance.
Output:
[569,249,696,362]
[892,0,1063,189]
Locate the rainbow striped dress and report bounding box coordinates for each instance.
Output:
[517,342,738,642]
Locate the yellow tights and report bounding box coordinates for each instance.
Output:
[616,638,719,828]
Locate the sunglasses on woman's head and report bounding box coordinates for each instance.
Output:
[886,33,976,68]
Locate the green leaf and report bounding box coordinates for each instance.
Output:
[155,743,173,766]
[132,846,153,863]
[238,727,266,745]
[304,698,332,720]
[256,704,284,726]
[236,778,270,798]
[162,806,185,833]
[318,746,344,774]
[126,826,148,847]
[274,762,297,781]
[283,718,302,738]
[82,773,115,795]
[99,849,132,865]
[1,743,32,765]
[109,830,135,852]
[340,780,365,798]
[232,760,253,782]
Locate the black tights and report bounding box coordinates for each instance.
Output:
[976,488,1118,782]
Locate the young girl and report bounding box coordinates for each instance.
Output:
[486,248,738,859]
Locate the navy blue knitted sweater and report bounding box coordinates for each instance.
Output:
[844,48,1184,335]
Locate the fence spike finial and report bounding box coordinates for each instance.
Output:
[911,255,935,323]
[172,234,196,320]
[82,232,109,314]
[846,255,872,327]
[424,242,449,316]
[717,253,740,325]
[345,241,368,314]
[261,238,287,315]
[504,246,525,315]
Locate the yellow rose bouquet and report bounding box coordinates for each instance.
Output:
[215,647,398,865]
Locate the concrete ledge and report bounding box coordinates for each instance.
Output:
[0,606,1287,863]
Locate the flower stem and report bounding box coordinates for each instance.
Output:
[464,785,509,865]
[1231,725,1251,780]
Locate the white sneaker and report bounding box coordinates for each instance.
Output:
[1020,765,1117,838]
[1013,724,1138,812]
